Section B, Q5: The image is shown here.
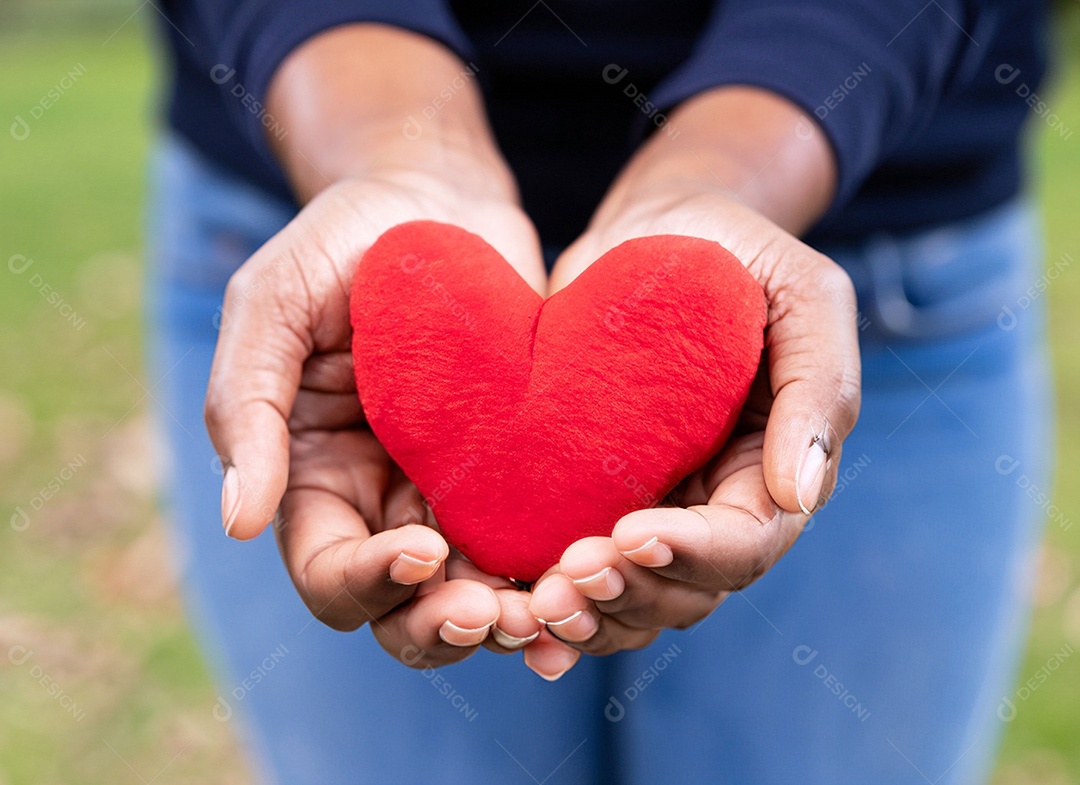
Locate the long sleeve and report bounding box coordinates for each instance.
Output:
[649,0,999,210]
[163,0,474,164]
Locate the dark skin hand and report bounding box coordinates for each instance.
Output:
[526,88,861,675]
[205,25,550,670]
[204,25,862,680]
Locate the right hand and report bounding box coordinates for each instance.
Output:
[204,170,550,669]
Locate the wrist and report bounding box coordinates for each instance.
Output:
[596,87,836,236]
[265,24,516,204]
[335,130,519,206]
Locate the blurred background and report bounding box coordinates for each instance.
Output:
[0,2,1077,783]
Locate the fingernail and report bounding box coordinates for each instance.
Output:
[538,667,572,682]
[221,466,241,537]
[796,439,829,515]
[571,567,625,600]
[439,620,493,647]
[389,552,441,585]
[526,646,579,682]
[491,626,540,650]
[542,609,598,642]
[620,536,673,568]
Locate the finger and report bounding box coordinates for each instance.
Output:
[558,537,627,602]
[600,578,721,631]
[523,630,581,681]
[612,441,804,592]
[529,573,600,643]
[382,466,430,529]
[444,554,532,652]
[573,622,660,657]
[299,349,355,391]
[444,553,519,591]
[485,587,542,652]
[279,485,448,630]
[204,248,318,540]
[374,579,500,668]
[288,351,362,432]
[560,538,720,630]
[613,502,802,593]
[760,249,862,514]
[530,572,661,655]
[288,388,364,432]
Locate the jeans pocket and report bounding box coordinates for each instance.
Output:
[825,200,1042,343]
[147,133,295,293]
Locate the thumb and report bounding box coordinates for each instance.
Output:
[762,254,862,514]
[204,257,312,540]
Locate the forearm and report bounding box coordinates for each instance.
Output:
[595,86,837,236]
[265,24,515,204]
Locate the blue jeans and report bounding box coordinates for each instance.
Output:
[147,133,1053,785]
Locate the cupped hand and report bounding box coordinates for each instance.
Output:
[525,187,862,676]
[204,171,547,668]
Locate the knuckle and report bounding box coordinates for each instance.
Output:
[203,396,220,433]
[814,262,856,303]
[222,266,254,307]
[203,389,230,437]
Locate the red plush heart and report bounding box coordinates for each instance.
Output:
[351,221,766,582]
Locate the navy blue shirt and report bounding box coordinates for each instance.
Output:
[158,0,1048,248]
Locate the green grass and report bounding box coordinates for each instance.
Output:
[993,9,1080,784]
[0,9,1078,785]
[0,18,248,785]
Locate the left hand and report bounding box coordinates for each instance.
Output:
[524,183,862,677]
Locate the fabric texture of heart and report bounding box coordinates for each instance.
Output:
[351,221,767,582]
